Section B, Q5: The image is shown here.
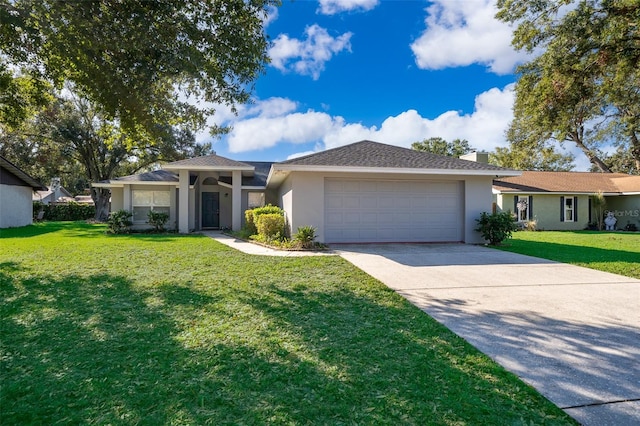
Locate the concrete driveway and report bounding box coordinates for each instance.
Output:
[333,243,640,426]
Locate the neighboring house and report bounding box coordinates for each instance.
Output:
[493,171,640,230]
[0,155,47,228]
[94,140,519,243]
[33,180,75,204]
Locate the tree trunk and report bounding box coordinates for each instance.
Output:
[630,132,640,173]
[572,139,612,173]
[92,187,111,221]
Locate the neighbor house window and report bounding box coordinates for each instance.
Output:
[248,192,265,209]
[132,190,170,222]
[561,196,578,222]
[516,196,529,221]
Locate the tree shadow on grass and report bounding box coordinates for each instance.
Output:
[1,262,576,425]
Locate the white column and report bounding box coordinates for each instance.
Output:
[179,169,189,233]
[231,170,242,231]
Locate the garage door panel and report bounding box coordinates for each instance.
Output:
[325,178,463,243]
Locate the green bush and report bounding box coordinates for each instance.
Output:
[245,204,284,236]
[147,210,169,232]
[475,211,517,245]
[294,226,316,249]
[107,209,133,234]
[244,209,257,235]
[33,201,95,221]
[256,213,285,241]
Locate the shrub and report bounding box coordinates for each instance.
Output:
[33,201,95,221]
[107,209,133,234]
[294,226,316,249]
[255,213,285,241]
[475,211,517,245]
[245,204,284,236]
[147,210,169,232]
[244,209,257,235]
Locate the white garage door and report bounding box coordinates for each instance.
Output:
[324,178,463,243]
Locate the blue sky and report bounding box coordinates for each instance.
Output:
[200,0,583,168]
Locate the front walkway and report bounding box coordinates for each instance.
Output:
[202,231,334,257]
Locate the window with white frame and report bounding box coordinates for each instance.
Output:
[563,197,574,222]
[132,190,170,222]
[247,192,265,209]
[516,196,529,222]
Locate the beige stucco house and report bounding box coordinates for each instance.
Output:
[94,140,520,243]
[0,155,47,228]
[493,171,640,231]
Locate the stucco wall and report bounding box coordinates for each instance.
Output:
[0,184,33,228]
[110,187,124,211]
[604,195,640,229]
[278,171,493,244]
[497,193,590,230]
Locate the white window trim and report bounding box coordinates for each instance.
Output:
[132,190,170,223]
[563,197,574,222]
[516,196,529,222]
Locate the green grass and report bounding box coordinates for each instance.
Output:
[497,231,640,279]
[1,222,576,425]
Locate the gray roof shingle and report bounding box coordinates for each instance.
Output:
[0,155,47,190]
[279,140,512,171]
[163,154,253,169]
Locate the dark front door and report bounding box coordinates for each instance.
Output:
[202,192,220,228]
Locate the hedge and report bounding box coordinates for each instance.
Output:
[33,201,96,221]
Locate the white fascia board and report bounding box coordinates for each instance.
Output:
[620,191,640,195]
[242,186,266,190]
[270,164,521,177]
[91,182,122,188]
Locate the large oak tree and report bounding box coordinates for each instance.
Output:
[1,0,277,135]
[497,0,640,173]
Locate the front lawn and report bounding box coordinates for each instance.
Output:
[1,222,575,424]
[497,231,640,279]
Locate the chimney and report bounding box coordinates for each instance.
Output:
[460,151,488,163]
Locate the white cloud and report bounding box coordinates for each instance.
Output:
[317,0,379,15]
[269,24,353,80]
[224,85,516,154]
[410,0,528,74]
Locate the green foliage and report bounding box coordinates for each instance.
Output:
[496,0,640,172]
[411,137,472,157]
[0,0,276,137]
[244,209,257,235]
[293,226,317,249]
[255,213,285,241]
[147,210,170,232]
[244,204,284,236]
[32,201,95,221]
[106,209,133,234]
[475,211,517,245]
[490,144,575,171]
[591,191,607,231]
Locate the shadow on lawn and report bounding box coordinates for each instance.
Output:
[0,263,575,425]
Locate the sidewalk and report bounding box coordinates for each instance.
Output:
[201,231,335,257]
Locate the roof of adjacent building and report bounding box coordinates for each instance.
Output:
[0,155,47,190]
[108,169,179,183]
[162,154,254,170]
[493,171,640,194]
[278,140,514,172]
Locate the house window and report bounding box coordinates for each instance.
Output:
[516,196,529,221]
[248,192,265,209]
[564,197,574,222]
[132,190,170,222]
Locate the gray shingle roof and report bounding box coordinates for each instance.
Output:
[109,170,178,183]
[218,161,272,187]
[279,140,512,171]
[0,155,47,190]
[163,154,253,169]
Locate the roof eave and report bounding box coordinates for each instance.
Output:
[270,164,520,176]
